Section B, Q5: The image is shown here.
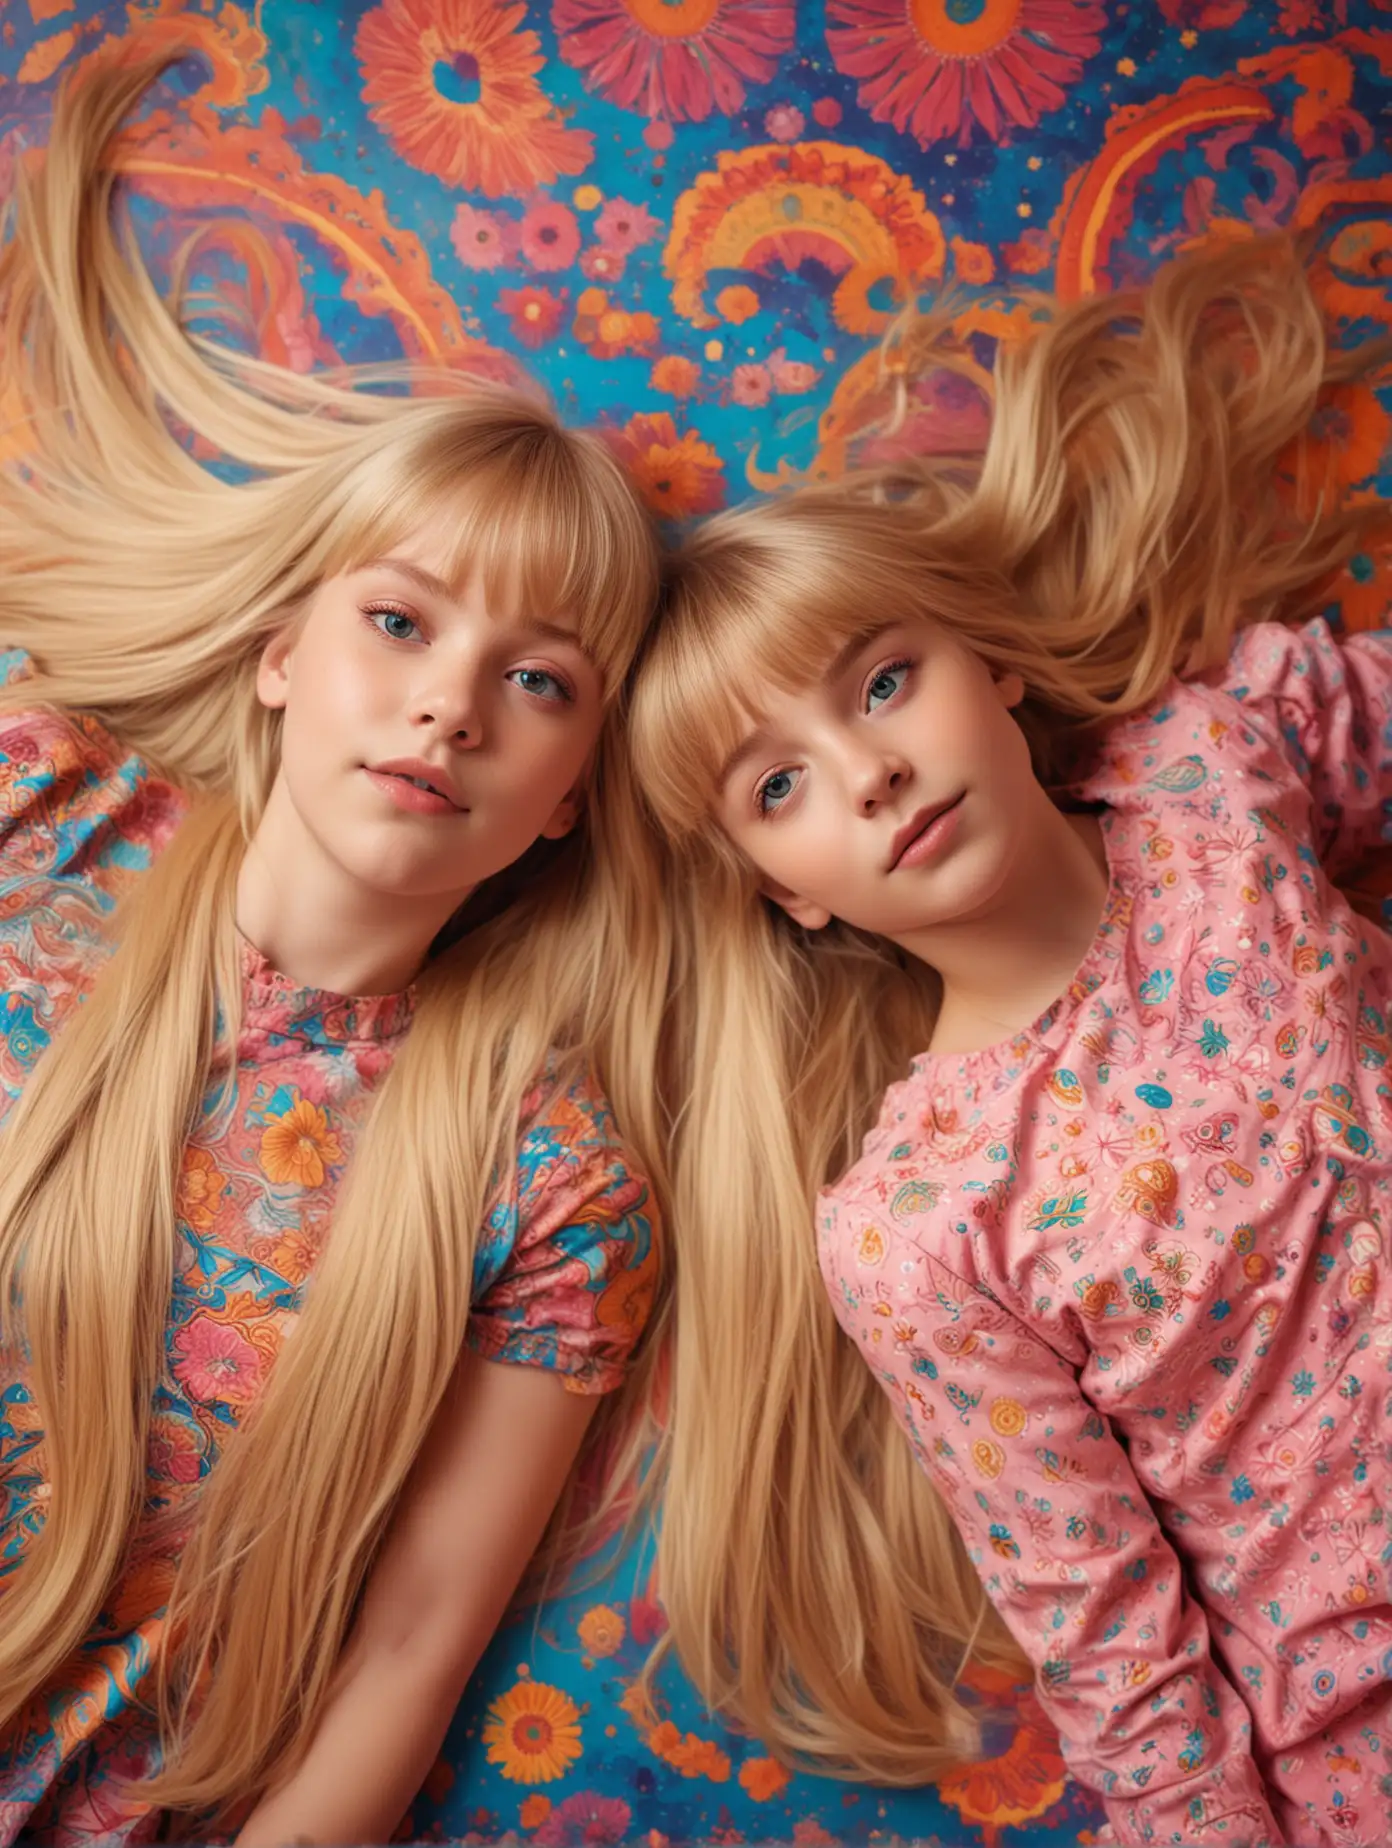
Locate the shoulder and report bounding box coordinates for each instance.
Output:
[469,1060,660,1394]
[1070,673,1248,812]
[481,1056,658,1295]
[0,655,185,876]
[512,1059,652,1226]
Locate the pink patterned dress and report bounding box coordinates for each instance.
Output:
[0,653,658,1844]
[820,620,1392,1848]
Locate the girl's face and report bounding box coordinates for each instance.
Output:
[256,511,605,909]
[713,615,1038,943]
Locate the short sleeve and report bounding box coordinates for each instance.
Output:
[465,1068,659,1396]
[1217,617,1392,873]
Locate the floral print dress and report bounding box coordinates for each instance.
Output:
[820,620,1392,1848]
[0,653,658,1845]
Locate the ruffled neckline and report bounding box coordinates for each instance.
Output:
[238,936,416,1045]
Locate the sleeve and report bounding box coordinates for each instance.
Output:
[1219,617,1392,874]
[465,1070,660,1397]
[826,1224,1281,1848]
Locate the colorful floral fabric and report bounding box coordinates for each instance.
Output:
[0,654,657,1844]
[2,6,1391,1845]
[1,3,1390,534]
[820,621,1392,1848]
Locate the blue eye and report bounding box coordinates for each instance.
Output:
[366,605,420,643]
[508,666,572,703]
[866,660,910,711]
[756,768,799,815]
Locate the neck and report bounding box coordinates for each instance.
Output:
[235,778,465,996]
[902,798,1109,1057]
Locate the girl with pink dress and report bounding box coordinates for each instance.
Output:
[628,242,1392,1847]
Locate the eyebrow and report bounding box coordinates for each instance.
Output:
[362,557,585,648]
[715,621,897,788]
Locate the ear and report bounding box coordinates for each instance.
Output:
[760,877,832,932]
[256,626,297,712]
[994,668,1026,709]
[539,783,586,842]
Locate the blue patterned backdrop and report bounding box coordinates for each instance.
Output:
[2,1,1391,1841]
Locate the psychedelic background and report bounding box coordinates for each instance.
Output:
[2,1,1391,1843]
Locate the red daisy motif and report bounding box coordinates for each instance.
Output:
[553,0,797,123]
[451,203,515,271]
[356,0,592,197]
[826,0,1106,147]
[521,199,582,271]
[533,1791,633,1848]
[499,285,569,348]
[594,197,662,254]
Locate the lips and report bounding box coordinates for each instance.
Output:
[888,794,964,871]
[366,757,465,809]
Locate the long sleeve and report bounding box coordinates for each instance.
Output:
[1219,618,1392,876]
[823,1228,1282,1847]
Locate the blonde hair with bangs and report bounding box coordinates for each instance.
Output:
[630,238,1391,1782]
[0,45,668,1816]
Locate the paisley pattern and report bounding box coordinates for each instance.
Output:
[0,654,657,1843]
[821,621,1392,1848]
[0,3,1389,524]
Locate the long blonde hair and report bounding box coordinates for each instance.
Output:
[630,239,1391,1782]
[0,45,669,1814]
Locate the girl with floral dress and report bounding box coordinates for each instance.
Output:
[629,243,1392,1847]
[0,45,665,1848]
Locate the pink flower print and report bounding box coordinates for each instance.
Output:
[768,346,821,394]
[148,1410,204,1485]
[730,363,772,408]
[593,197,660,254]
[763,101,804,141]
[521,199,581,272]
[533,1791,632,1848]
[172,1315,267,1406]
[580,244,626,282]
[451,203,513,271]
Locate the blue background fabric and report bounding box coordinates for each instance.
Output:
[3,1,1391,1840]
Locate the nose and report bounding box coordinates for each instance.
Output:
[409,656,483,749]
[844,740,911,816]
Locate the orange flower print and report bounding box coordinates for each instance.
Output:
[519,1795,553,1829]
[1283,384,1392,507]
[604,412,726,519]
[936,1688,1068,1834]
[951,236,996,284]
[355,0,593,198]
[577,1603,626,1657]
[176,1145,227,1231]
[650,355,701,399]
[647,1720,731,1781]
[483,1680,583,1784]
[989,1396,1028,1438]
[260,1096,344,1189]
[739,1756,790,1801]
[1336,543,1392,636]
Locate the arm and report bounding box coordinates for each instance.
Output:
[236,1349,596,1848]
[238,1093,658,1847]
[843,1241,1281,1848]
[1221,618,1392,874]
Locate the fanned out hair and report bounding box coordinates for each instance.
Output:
[629,238,1391,1781]
[0,44,670,1817]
